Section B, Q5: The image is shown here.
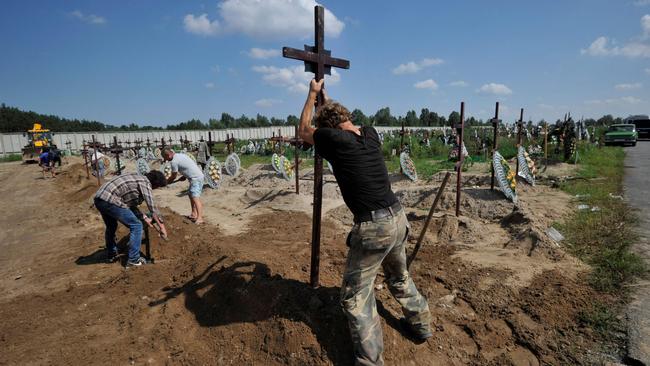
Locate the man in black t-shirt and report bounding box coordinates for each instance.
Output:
[299,79,432,366]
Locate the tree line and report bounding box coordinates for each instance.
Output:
[0,102,627,133]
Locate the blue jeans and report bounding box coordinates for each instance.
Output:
[94,198,143,262]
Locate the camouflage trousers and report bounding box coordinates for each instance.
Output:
[341,208,432,366]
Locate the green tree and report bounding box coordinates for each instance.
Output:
[448,111,460,126]
[374,107,396,126]
[351,109,370,126]
[405,110,419,126]
[286,115,299,126]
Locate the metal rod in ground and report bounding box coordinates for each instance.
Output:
[455,102,465,217]
[407,171,451,268]
[294,124,300,194]
[92,135,101,186]
[490,102,500,191]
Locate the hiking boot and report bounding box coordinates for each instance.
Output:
[126,257,147,267]
[400,318,433,342]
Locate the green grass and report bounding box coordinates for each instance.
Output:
[0,154,22,163]
[556,143,646,293]
[578,301,619,335]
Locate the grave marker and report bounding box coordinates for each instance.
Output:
[283,5,350,288]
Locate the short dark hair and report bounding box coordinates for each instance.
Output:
[314,101,352,129]
[145,170,167,189]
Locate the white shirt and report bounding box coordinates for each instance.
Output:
[170,153,204,181]
[89,150,105,162]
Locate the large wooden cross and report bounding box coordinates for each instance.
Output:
[283,5,350,288]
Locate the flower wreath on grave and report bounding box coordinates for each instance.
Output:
[493,151,517,203]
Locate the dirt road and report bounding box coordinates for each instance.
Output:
[624,140,650,364]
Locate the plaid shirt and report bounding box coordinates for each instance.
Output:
[94,173,159,216]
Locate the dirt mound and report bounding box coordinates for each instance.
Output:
[0,159,621,366]
[54,162,100,202]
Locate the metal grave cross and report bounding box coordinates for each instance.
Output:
[282,5,350,288]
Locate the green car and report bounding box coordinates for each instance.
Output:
[604,124,638,146]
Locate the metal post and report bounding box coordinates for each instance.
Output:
[92,135,101,186]
[455,102,465,217]
[407,172,451,268]
[490,102,499,191]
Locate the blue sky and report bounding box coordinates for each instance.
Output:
[1,0,649,127]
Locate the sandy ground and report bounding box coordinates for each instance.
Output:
[0,156,624,365]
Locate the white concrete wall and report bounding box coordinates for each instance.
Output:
[0,125,489,155]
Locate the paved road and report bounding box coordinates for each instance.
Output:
[624,140,650,365]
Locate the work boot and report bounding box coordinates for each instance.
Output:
[400,318,433,342]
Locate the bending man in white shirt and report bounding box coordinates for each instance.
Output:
[161,147,205,224]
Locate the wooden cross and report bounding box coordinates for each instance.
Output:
[455,102,465,217]
[515,108,524,176]
[109,136,124,175]
[270,128,304,194]
[283,5,350,288]
[81,140,90,179]
[490,102,501,191]
[91,135,101,186]
[224,134,236,154]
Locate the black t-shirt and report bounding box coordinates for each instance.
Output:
[313,126,397,217]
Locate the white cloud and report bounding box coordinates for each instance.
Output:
[70,10,106,25]
[585,96,643,105]
[581,36,611,56]
[413,79,438,90]
[392,58,443,75]
[644,14,650,38]
[247,48,281,59]
[183,0,344,39]
[184,14,220,36]
[204,82,215,89]
[255,98,282,107]
[581,16,650,58]
[449,80,468,87]
[252,65,340,93]
[615,82,642,90]
[477,83,513,95]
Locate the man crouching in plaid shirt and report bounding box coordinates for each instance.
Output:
[94,171,168,267]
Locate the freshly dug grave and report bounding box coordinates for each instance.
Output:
[0,160,621,365]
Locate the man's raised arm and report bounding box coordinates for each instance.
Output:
[298,79,324,146]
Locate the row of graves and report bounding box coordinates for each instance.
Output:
[72,5,597,287]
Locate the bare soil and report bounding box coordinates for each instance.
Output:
[0,157,621,365]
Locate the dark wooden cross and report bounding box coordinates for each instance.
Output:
[490,102,501,191]
[224,134,236,154]
[109,136,124,175]
[91,135,101,186]
[455,102,465,217]
[283,5,350,288]
[270,128,304,194]
[515,108,524,176]
[81,140,90,179]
